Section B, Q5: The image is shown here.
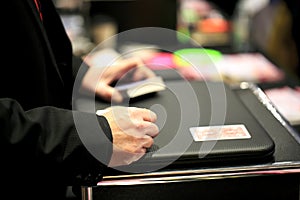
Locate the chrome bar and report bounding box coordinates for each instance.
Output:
[81,186,93,200]
[99,161,300,186]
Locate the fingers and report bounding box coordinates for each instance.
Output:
[115,57,156,81]
[139,121,159,138]
[114,57,143,76]
[132,65,157,81]
[127,107,159,137]
[122,135,153,154]
[96,83,123,103]
[131,107,157,122]
[140,135,154,149]
[142,109,157,122]
[92,56,156,102]
[107,107,159,167]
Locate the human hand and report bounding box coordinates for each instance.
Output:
[81,56,156,103]
[101,106,159,167]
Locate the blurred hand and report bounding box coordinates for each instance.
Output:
[81,56,156,103]
[101,106,159,167]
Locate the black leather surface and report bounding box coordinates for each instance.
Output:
[79,80,281,171]
[75,79,300,172]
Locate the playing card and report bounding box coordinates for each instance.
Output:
[189,124,251,142]
[115,76,166,98]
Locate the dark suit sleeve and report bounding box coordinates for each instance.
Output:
[0,98,112,187]
[72,55,87,78]
[72,55,89,87]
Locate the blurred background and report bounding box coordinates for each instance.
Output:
[53,0,299,77]
[53,0,300,128]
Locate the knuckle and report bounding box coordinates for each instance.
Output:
[143,136,154,147]
[151,111,157,120]
[147,138,154,146]
[136,122,146,130]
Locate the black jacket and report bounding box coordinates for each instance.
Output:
[0,0,112,199]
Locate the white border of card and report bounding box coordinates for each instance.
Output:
[115,76,166,98]
[189,124,251,142]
